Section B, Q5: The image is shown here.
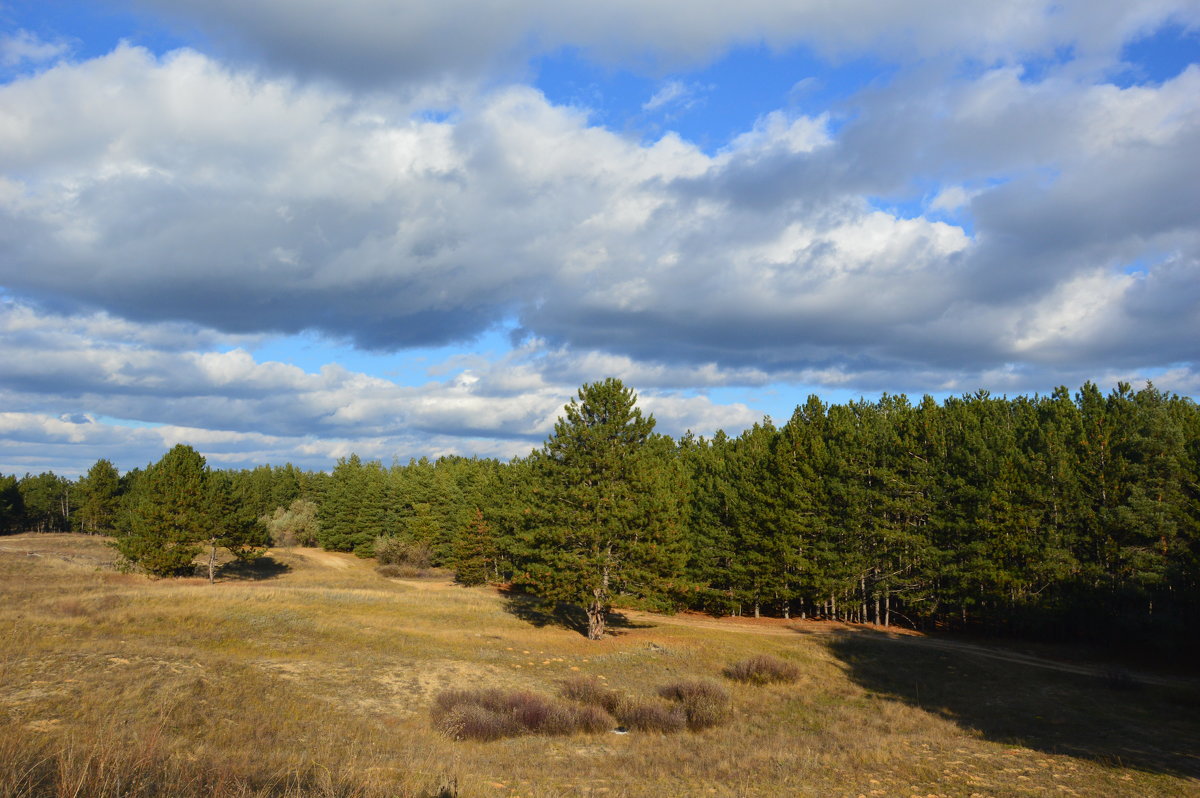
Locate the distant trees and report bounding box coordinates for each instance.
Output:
[0,475,22,534]
[77,459,120,533]
[3,378,1199,653]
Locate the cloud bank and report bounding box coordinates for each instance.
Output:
[0,0,1197,474]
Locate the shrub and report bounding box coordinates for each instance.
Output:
[723,654,800,685]
[612,697,686,733]
[262,499,319,547]
[559,675,623,714]
[376,563,429,578]
[434,703,521,742]
[657,680,731,730]
[431,688,614,741]
[375,537,433,569]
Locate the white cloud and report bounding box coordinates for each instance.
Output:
[2,44,1197,391]
[0,30,69,68]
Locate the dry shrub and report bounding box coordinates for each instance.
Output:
[431,688,614,741]
[570,703,618,733]
[558,675,622,714]
[434,703,522,742]
[657,680,731,730]
[612,697,686,733]
[723,654,800,685]
[376,537,433,568]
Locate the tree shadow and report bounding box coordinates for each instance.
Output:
[823,629,1200,779]
[217,556,291,581]
[500,588,650,638]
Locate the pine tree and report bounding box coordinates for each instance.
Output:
[113,445,210,576]
[521,379,688,639]
[454,509,496,586]
[77,459,120,533]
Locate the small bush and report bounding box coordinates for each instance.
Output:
[559,675,623,714]
[431,688,614,740]
[657,680,731,730]
[376,537,433,569]
[262,499,319,547]
[570,703,619,733]
[434,703,521,741]
[724,654,801,685]
[612,697,686,733]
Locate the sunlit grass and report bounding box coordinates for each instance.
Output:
[1,533,1197,797]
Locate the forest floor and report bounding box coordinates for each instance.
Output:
[1,533,1198,798]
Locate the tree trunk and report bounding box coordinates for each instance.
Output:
[586,597,606,640]
[208,539,218,584]
[587,567,609,640]
[884,592,890,627]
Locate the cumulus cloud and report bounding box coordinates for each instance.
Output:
[1,44,1197,392]
[2,4,1198,475]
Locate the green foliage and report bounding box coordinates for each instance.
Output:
[18,471,72,533]
[110,446,267,577]
[0,474,24,534]
[317,455,389,555]
[453,509,495,586]
[263,498,320,546]
[112,445,210,576]
[517,378,689,639]
[77,459,120,533]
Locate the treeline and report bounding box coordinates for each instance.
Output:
[3,381,1198,652]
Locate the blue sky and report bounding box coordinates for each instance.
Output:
[1,1,1198,476]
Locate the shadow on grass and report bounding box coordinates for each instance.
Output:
[500,588,651,638]
[824,630,1200,779]
[217,556,291,581]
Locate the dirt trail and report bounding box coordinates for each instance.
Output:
[286,548,354,569]
[622,609,1194,689]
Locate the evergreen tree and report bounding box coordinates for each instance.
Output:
[454,509,496,586]
[520,379,688,639]
[112,445,210,576]
[77,459,120,533]
[0,474,24,534]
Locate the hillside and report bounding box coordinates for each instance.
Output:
[1,534,1197,798]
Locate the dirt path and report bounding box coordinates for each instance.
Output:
[622,609,1194,689]
[285,548,354,569]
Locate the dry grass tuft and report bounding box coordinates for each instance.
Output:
[724,654,801,685]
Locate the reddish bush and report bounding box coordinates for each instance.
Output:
[723,655,800,685]
[657,680,731,730]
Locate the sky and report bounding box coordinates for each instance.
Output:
[1,1,1198,477]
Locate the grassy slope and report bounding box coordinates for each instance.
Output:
[0,534,1197,798]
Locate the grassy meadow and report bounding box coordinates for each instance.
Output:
[1,534,1197,798]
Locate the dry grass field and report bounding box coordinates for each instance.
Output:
[1,533,1198,798]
